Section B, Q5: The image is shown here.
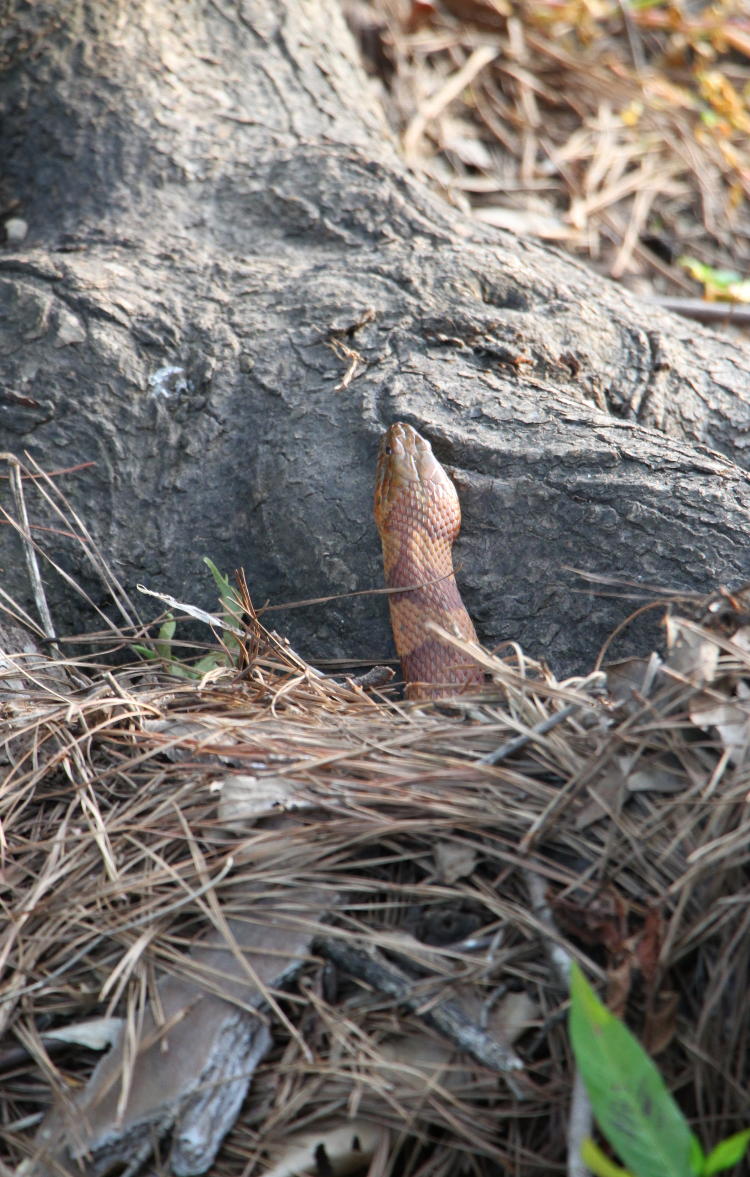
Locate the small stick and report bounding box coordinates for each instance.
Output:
[0,453,57,647]
[647,297,750,326]
[479,703,579,765]
[317,936,526,1097]
[524,871,593,1177]
[568,1070,594,1177]
[346,665,395,690]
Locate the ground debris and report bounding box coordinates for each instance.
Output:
[2,587,750,1176]
[349,0,750,315]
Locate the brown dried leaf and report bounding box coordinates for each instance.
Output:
[605,653,663,705]
[634,908,663,987]
[690,681,750,763]
[215,772,315,825]
[642,990,680,1057]
[664,615,719,685]
[433,840,479,882]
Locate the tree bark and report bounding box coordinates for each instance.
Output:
[2,0,750,673]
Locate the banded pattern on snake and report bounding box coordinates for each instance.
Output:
[374,422,484,699]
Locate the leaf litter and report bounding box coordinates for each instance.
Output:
[346,0,750,327]
[1,461,750,1174]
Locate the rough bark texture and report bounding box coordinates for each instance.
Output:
[2,0,750,674]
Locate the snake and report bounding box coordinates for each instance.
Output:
[374,421,484,699]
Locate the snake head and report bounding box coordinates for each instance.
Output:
[374,422,458,529]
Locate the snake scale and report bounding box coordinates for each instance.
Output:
[374,422,484,699]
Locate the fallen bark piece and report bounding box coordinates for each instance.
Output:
[26,895,331,1177]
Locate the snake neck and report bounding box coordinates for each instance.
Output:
[379,482,459,592]
[379,483,479,681]
[374,423,483,698]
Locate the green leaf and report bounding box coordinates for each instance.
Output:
[155,612,176,661]
[203,557,241,654]
[203,556,236,609]
[165,662,195,680]
[192,653,228,675]
[581,1136,634,1177]
[678,256,710,282]
[131,644,157,661]
[569,963,702,1177]
[678,256,744,293]
[709,270,744,289]
[703,1129,750,1175]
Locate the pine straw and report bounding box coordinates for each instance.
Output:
[350,0,750,300]
[2,567,750,1175]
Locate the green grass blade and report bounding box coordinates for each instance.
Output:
[131,644,157,661]
[203,557,241,654]
[155,613,176,661]
[703,1129,750,1175]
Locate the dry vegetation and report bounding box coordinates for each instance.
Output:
[2,458,750,1175]
[347,0,750,324]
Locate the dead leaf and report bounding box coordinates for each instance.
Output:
[215,772,314,825]
[690,682,750,763]
[433,840,478,883]
[42,1017,122,1052]
[627,764,685,793]
[605,653,663,705]
[635,909,663,985]
[576,758,628,828]
[730,626,750,655]
[642,990,679,1056]
[262,1121,384,1177]
[606,957,633,1020]
[30,893,334,1177]
[664,616,719,685]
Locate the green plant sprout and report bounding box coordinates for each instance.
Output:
[678,257,750,303]
[569,963,750,1177]
[132,558,242,678]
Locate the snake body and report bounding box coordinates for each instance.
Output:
[374,422,483,699]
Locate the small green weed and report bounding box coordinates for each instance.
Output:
[678,257,750,302]
[569,963,750,1177]
[132,558,242,678]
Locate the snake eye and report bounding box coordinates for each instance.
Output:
[384,445,392,455]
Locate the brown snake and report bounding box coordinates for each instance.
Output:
[374,422,483,699]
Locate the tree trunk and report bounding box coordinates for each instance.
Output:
[2,0,750,673]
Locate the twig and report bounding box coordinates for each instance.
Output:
[345,665,395,690]
[524,872,593,1177]
[0,454,57,646]
[22,451,142,631]
[616,0,645,71]
[479,703,579,765]
[317,935,526,1098]
[568,1070,594,1177]
[137,584,247,638]
[647,297,750,326]
[403,44,499,159]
